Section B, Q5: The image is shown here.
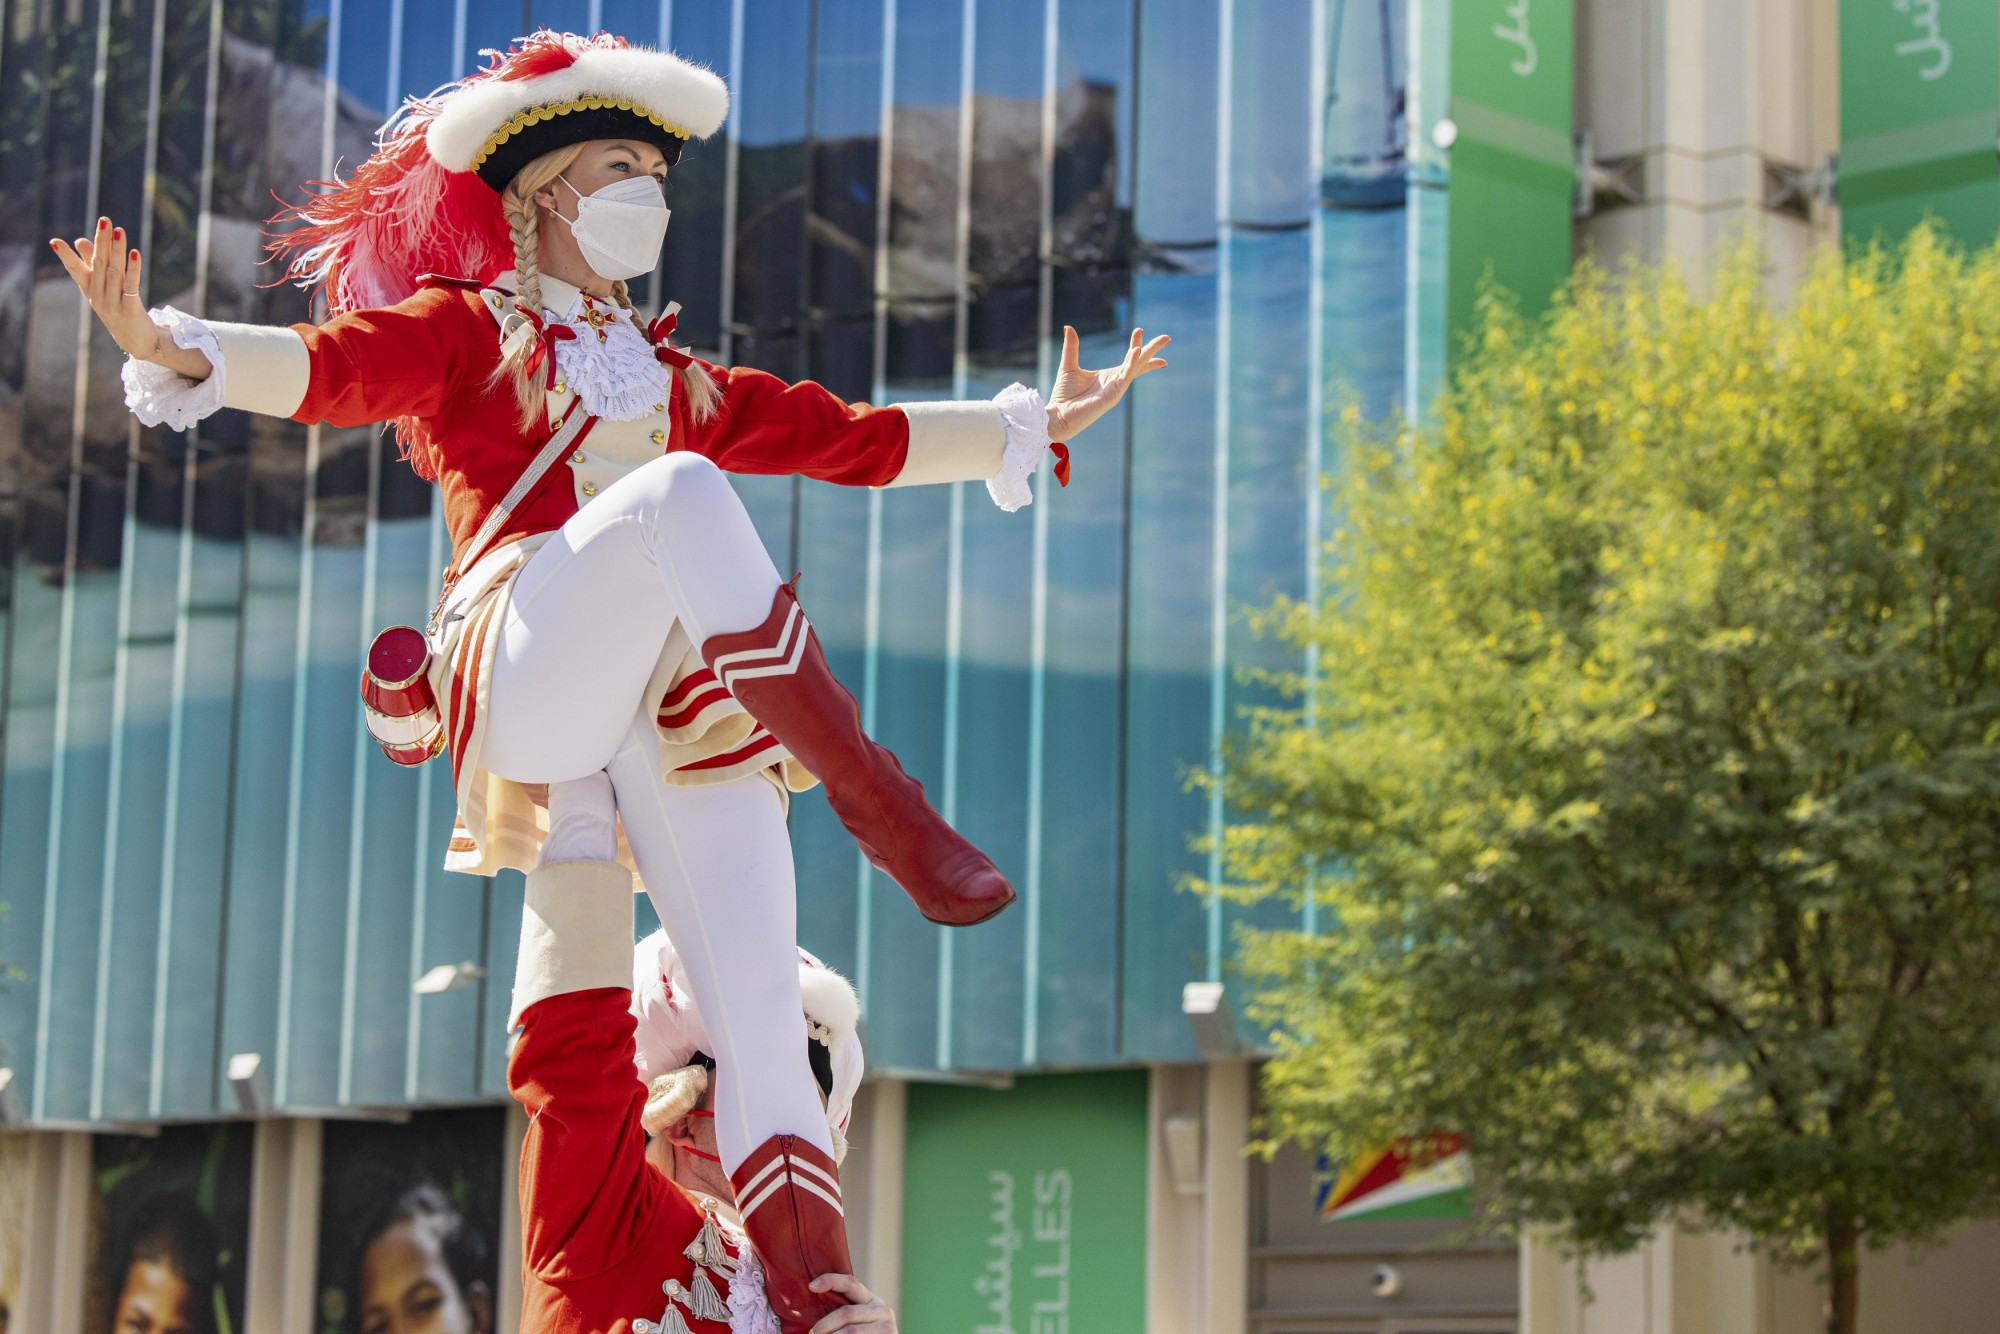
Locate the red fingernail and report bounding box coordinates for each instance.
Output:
[113,228,123,240]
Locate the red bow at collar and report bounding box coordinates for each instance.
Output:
[647,311,695,370]
[513,305,576,390]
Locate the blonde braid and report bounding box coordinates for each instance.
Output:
[610,280,720,423]
[491,194,548,430]
[489,144,587,431]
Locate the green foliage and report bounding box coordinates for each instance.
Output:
[1222,226,2000,1271]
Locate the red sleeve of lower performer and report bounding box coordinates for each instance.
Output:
[508,986,703,1278]
[287,286,486,430]
[676,361,911,486]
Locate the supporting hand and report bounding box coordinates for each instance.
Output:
[1044,324,1170,441]
[806,1275,898,1333]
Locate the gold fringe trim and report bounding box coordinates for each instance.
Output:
[471,94,695,172]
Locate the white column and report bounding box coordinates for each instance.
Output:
[850,1078,907,1314]
[15,1131,92,1334]
[1145,1063,1251,1334]
[1575,0,1841,293]
[1145,1064,1205,1334]
[1202,1061,1250,1334]
[244,1118,322,1333]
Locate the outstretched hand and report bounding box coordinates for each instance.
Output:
[1045,324,1170,442]
[49,217,164,360]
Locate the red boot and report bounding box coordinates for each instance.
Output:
[702,582,1015,926]
[730,1135,854,1333]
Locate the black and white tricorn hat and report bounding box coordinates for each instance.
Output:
[426,30,730,191]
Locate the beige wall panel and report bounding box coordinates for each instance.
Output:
[1147,1063,1212,1334]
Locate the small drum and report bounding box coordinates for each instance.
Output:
[362,626,445,766]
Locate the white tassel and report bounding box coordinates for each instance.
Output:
[686,1269,733,1322]
[685,1212,734,1273]
[643,1285,700,1334]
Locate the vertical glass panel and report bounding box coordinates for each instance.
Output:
[1219,226,1313,968]
[948,0,1046,1073]
[806,0,882,320]
[395,0,459,102]
[261,0,372,1110]
[89,0,169,1124]
[1118,249,1214,1062]
[695,0,798,566]
[148,0,236,1120]
[601,0,664,43]
[341,451,429,1107]
[1028,0,1136,1070]
[1322,0,1406,206]
[27,0,117,1124]
[462,4,526,79]
[210,0,332,1113]
[860,305,955,1070]
[1321,207,1407,420]
[528,0,595,34]
[883,0,961,301]
[0,0,65,1116]
[1132,0,1218,246]
[657,2,733,350]
[277,410,371,1109]
[732,0,809,363]
[336,0,391,112]
[410,764,489,1100]
[1053,0,1134,267]
[1034,273,1130,1067]
[790,2,882,980]
[1227,0,1313,226]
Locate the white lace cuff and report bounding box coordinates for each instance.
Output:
[121,306,224,430]
[987,382,1053,513]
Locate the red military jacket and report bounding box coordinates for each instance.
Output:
[513,982,763,1334]
[274,280,917,563]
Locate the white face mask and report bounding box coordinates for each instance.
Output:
[555,173,672,281]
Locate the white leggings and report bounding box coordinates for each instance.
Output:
[479,452,829,1172]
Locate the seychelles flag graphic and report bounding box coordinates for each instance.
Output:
[1316,1135,1472,1222]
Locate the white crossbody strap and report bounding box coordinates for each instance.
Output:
[449,401,592,580]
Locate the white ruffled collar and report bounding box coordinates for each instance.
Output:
[520,275,674,423]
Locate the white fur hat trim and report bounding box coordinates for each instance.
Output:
[630,931,866,1155]
[427,45,730,176]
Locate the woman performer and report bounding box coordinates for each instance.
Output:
[51,29,1165,1331]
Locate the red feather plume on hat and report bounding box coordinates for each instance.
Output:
[265,32,626,318]
[262,33,631,466]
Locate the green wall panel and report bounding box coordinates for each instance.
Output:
[1840,1,2000,247]
[903,1071,1150,1333]
[1446,0,1575,342]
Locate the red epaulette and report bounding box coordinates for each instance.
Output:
[416,274,487,291]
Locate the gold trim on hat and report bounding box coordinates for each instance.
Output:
[470,94,695,173]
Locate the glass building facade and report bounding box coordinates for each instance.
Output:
[0,0,1574,1126]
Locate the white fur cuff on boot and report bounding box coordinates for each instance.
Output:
[508,859,636,1030]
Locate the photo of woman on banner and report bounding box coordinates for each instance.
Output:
[315,1109,503,1334]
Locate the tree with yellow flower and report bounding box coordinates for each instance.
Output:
[1218,225,2000,1334]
